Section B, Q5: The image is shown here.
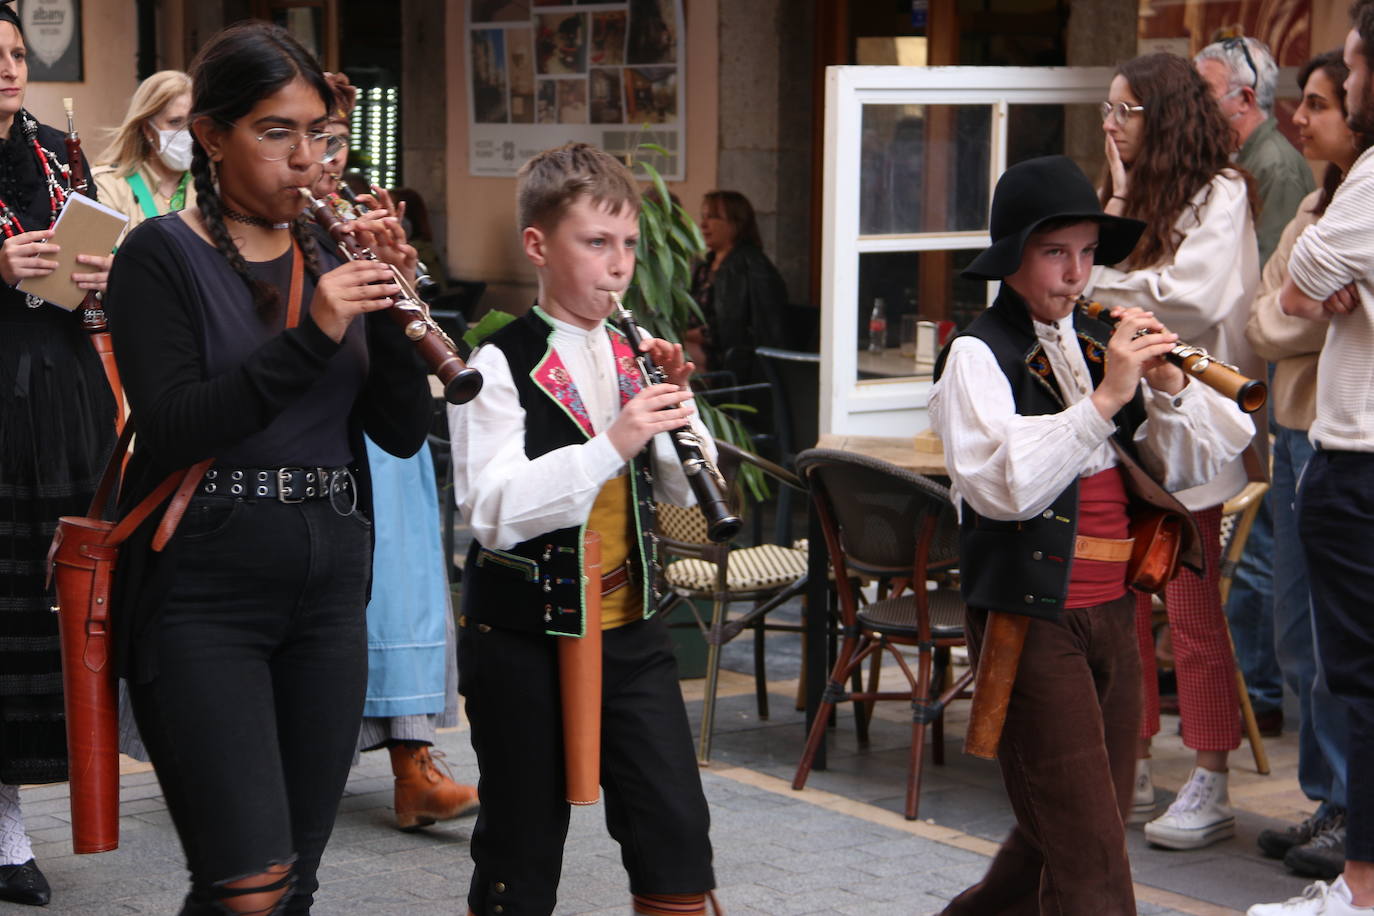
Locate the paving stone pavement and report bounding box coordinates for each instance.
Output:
[14,718,1207,916]
[10,599,1308,915]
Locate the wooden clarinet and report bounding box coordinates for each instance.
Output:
[610,292,742,543]
[335,182,441,302]
[1076,296,1267,414]
[61,99,105,333]
[299,189,482,405]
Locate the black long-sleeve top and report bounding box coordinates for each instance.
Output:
[104,213,432,682]
[690,242,789,383]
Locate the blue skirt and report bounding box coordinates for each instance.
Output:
[361,437,452,718]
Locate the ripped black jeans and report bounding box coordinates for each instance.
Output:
[129,496,372,914]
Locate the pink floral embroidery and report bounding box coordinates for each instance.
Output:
[533,351,593,437]
[532,328,649,437]
[610,333,646,406]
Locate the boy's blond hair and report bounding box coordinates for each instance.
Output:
[516,142,641,232]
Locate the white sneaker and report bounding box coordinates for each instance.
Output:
[1247,877,1369,915]
[1128,757,1155,825]
[1143,766,1235,849]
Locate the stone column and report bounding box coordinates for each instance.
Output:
[401,0,448,272]
[1065,0,1137,177]
[717,0,814,304]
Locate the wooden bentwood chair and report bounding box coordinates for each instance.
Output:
[1219,479,1272,775]
[790,448,973,820]
[655,441,811,763]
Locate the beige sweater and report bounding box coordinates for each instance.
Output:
[91,164,197,247]
[1245,189,1328,432]
[1087,169,1262,511]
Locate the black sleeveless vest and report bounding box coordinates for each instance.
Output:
[461,309,659,637]
[934,287,1155,620]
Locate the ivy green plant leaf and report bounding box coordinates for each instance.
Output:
[625,136,770,502]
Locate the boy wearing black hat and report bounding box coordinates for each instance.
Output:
[930,155,1253,914]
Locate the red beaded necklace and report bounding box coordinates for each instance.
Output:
[0,110,69,239]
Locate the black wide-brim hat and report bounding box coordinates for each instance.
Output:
[962,155,1145,281]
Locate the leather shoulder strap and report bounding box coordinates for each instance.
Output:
[87,419,136,520]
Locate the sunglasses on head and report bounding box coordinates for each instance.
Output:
[1222,37,1259,90]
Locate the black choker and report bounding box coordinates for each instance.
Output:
[222,205,290,230]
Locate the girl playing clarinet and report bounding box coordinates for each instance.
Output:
[104,21,430,914]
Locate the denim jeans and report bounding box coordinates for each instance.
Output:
[1223,490,1284,715]
[129,495,372,914]
[1274,425,1349,810]
[1297,448,1373,859]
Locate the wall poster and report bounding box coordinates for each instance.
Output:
[467,0,685,179]
[20,0,82,82]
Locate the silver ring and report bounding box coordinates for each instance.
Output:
[1131,327,1151,339]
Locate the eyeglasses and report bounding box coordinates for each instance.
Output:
[254,128,347,162]
[1100,101,1145,123]
[1222,37,1259,89]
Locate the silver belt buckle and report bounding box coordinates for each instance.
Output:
[277,467,305,503]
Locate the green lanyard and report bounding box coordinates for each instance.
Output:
[125,170,189,219]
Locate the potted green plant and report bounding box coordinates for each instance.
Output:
[624,144,765,501]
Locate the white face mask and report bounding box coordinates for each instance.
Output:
[155,128,193,172]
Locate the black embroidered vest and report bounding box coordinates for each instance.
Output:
[461,309,659,637]
[934,287,1177,620]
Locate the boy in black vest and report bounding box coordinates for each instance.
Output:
[447,143,717,916]
[930,156,1253,914]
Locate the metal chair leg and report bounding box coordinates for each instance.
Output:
[931,647,949,766]
[753,616,769,720]
[698,596,728,764]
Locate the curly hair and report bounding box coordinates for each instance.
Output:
[1101,53,1257,270]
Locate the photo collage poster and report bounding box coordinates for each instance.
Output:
[467,0,685,179]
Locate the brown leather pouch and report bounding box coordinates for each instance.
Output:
[1126,508,1185,594]
[46,420,211,853]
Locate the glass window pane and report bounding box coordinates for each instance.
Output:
[855,249,985,382]
[859,104,993,235]
[1007,102,1107,188]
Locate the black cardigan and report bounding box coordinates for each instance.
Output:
[103,214,432,682]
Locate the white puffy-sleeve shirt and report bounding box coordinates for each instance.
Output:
[447,314,714,550]
[1084,169,1262,510]
[928,311,1254,523]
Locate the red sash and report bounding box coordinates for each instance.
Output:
[1065,467,1131,609]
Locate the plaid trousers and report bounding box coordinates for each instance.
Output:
[1134,504,1241,751]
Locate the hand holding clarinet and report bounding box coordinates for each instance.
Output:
[300,188,483,405]
[609,291,742,543]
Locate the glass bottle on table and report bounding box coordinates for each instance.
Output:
[868,298,887,353]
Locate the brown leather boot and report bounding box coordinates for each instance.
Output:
[388,742,479,831]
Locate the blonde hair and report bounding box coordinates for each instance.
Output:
[96,70,193,176]
[516,142,640,232]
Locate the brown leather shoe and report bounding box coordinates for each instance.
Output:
[388,743,479,831]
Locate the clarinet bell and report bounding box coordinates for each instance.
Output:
[442,367,484,405]
[704,503,743,543]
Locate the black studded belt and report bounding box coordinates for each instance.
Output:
[200,465,353,503]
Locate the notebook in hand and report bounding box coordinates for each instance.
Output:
[18,193,128,312]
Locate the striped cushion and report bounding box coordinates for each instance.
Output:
[664,544,808,593]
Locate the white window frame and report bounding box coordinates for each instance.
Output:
[820,65,1115,436]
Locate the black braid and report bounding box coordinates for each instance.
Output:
[290,214,323,282]
[190,143,280,319]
